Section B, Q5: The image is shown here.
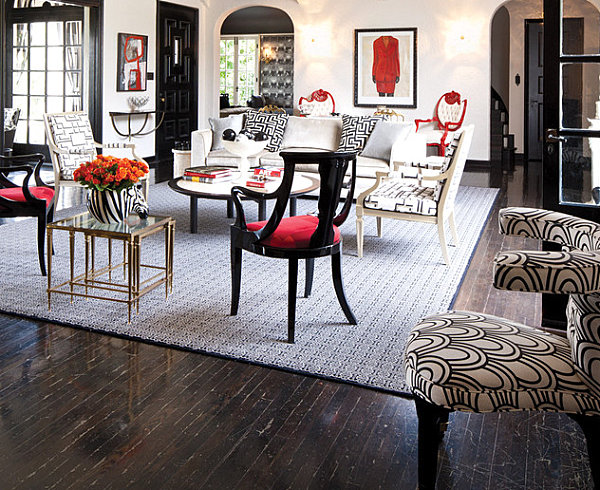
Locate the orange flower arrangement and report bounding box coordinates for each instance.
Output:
[73,155,149,192]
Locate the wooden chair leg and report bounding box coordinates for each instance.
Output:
[288,258,298,343]
[569,414,600,489]
[448,212,459,246]
[437,220,450,265]
[230,246,242,315]
[331,250,357,325]
[37,213,47,276]
[356,215,364,258]
[415,397,450,490]
[376,216,383,238]
[304,258,314,298]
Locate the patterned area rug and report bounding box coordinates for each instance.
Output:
[0,182,497,394]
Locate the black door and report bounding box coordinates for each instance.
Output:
[542,0,596,327]
[526,20,544,161]
[156,1,198,182]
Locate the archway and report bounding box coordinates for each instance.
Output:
[218,6,294,117]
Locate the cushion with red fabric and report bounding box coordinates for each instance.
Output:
[0,186,55,207]
[246,214,340,249]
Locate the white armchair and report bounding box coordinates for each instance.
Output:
[355,125,474,264]
[44,112,149,206]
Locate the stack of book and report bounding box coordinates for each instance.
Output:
[253,167,284,178]
[183,166,232,183]
[246,175,278,189]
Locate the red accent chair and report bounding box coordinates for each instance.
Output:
[0,153,55,276]
[298,89,336,117]
[415,91,467,156]
[230,150,358,343]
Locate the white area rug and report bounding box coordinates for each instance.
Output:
[0,182,497,394]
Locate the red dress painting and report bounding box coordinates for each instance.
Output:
[372,36,400,96]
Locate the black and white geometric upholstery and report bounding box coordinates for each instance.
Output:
[338,114,384,152]
[404,206,600,489]
[356,126,473,264]
[243,110,288,152]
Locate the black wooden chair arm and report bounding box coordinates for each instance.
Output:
[333,156,357,226]
[0,154,49,204]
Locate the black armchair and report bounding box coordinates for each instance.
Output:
[0,153,55,275]
[230,150,358,343]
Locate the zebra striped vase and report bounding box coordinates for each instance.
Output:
[86,188,130,224]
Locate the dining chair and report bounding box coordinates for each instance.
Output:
[230,149,358,343]
[404,206,600,489]
[0,153,55,275]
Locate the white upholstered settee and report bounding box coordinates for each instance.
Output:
[190,114,426,192]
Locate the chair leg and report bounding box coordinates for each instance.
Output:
[304,258,314,298]
[356,215,364,258]
[37,213,47,276]
[230,246,242,316]
[376,216,383,238]
[415,397,450,490]
[331,250,357,325]
[569,414,600,489]
[437,220,450,265]
[288,258,298,343]
[448,212,459,246]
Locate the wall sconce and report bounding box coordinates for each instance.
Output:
[261,46,273,64]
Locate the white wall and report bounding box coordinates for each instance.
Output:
[101,0,600,161]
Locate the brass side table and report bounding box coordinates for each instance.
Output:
[46,213,175,322]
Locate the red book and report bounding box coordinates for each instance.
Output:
[246,176,276,188]
[254,167,283,178]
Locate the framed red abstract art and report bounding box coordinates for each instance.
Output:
[354,28,417,108]
[117,33,148,92]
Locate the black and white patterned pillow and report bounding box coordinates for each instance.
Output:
[244,111,289,152]
[338,114,384,152]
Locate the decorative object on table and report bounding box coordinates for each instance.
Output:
[44,111,150,204]
[373,106,405,122]
[0,153,55,276]
[230,150,359,343]
[3,107,21,152]
[356,125,474,264]
[127,95,150,111]
[73,155,149,224]
[298,89,336,117]
[117,33,148,92]
[354,28,417,108]
[183,166,232,184]
[222,137,269,182]
[405,207,600,489]
[258,105,286,114]
[415,90,468,156]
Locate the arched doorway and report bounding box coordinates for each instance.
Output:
[218,6,294,116]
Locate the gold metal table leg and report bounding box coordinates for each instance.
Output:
[69,230,75,303]
[134,236,141,314]
[108,238,112,281]
[127,238,133,323]
[47,228,53,311]
[84,234,91,297]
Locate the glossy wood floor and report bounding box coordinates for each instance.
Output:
[0,162,594,489]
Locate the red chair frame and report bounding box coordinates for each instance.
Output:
[298,89,336,117]
[415,91,467,156]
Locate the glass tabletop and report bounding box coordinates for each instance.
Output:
[48,212,172,236]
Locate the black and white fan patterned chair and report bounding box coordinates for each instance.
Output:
[405,207,600,489]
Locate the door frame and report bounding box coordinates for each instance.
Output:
[1,0,103,156]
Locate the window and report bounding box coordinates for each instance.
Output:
[219,36,258,106]
[9,5,83,147]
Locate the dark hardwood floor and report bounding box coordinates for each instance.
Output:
[0,162,595,489]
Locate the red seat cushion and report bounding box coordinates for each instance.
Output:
[0,186,55,207]
[246,214,340,249]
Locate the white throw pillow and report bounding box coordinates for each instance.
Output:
[361,121,413,161]
[209,114,244,151]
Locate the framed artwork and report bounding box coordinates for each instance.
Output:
[354,28,417,108]
[117,33,148,92]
